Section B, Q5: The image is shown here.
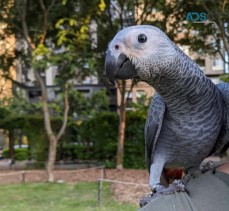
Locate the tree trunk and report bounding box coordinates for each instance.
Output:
[8,129,15,164]
[46,135,57,182]
[35,71,69,182]
[19,0,69,182]
[117,104,126,169]
[116,80,126,169]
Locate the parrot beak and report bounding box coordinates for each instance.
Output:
[105,50,137,85]
[105,50,117,85]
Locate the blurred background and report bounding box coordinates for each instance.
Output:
[0,0,228,210]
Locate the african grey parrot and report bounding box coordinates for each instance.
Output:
[105,25,229,201]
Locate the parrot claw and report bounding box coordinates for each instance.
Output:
[139,192,158,208]
[139,180,189,207]
[155,180,189,195]
[200,160,216,174]
[173,180,189,194]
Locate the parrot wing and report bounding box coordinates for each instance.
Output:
[145,93,166,171]
[209,83,229,155]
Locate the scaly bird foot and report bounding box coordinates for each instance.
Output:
[139,180,189,207]
[156,180,189,194]
[139,192,158,208]
[200,160,216,174]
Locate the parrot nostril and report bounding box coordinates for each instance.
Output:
[115,45,119,50]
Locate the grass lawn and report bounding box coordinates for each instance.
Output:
[0,182,137,211]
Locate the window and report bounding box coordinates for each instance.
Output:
[212,59,224,71]
[136,90,146,104]
[125,92,133,110]
[136,90,145,98]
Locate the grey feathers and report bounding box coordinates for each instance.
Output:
[105,25,229,190]
[210,83,229,155]
[145,94,165,171]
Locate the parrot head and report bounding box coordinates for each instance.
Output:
[105,25,177,85]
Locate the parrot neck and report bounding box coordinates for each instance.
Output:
[146,51,218,117]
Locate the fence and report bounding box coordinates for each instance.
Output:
[97,167,148,208]
[0,171,27,183]
[0,165,148,208]
[0,165,105,184]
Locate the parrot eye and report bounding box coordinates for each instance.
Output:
[138,34,147,43]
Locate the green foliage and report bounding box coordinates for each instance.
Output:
[56,144,94,161]
[33,44,51,57]
[0,87,110,163]
[14,148,28,160]
[0,107,11,119]
[152,0,229,58]
[77,112,118,167]
[61,111,147,168]
[0,115,61,131]
[56,144,77,161]
[3,148,29,161]
[124,111,146,168]
[130,94,152,116]
[67,88,109,118]
[0,108,147,168]
[90,0,229,74]
[44,88,109,118]
[1,0,98,87]
[0,115,60,162]
[220,74,229,83]
[28,129,48,162]
[0,97,42,116]
[90,89,109,113]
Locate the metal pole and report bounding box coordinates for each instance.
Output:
[98,179,102,208]
[103,167,107,179]
[22,171,26,183]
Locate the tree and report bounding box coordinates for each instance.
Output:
[197,0,229,63]
[149,0,229,64]
[89,0,163,169]
[91,0,229,169]
[0,0,95,181]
